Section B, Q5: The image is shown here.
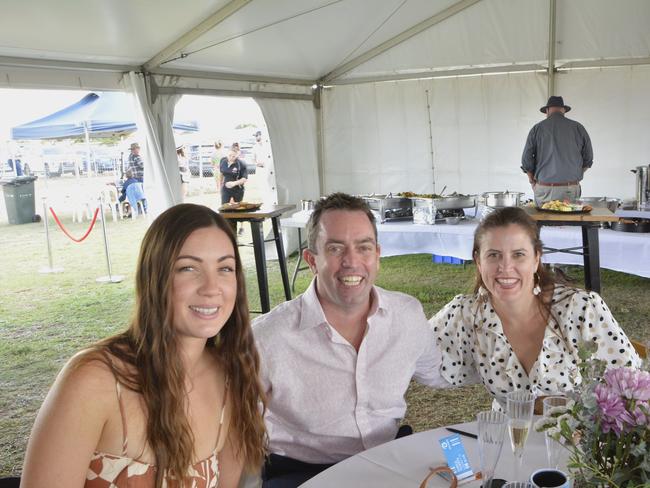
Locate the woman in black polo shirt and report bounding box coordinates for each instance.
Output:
[220,148,248,205]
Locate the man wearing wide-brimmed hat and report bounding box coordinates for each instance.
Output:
[521,96,593,205]
[126,142,144,182]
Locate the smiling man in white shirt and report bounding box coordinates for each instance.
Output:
[253,193,447,488]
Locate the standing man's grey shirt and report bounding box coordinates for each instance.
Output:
[521,112,593,184]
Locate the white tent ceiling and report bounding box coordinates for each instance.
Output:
[3,0,649,84]
[2,0,650,203]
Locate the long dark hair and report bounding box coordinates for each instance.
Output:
[78,203,266,486]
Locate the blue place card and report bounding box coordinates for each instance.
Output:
[438,433,474,480]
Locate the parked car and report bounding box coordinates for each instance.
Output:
[94,156,118,173]
[188,144,215,177]
[187,141,255,177]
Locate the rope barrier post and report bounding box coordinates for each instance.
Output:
[39,197,64,274]
[96,195,124,284]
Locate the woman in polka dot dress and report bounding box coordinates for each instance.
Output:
[429,207,641,411]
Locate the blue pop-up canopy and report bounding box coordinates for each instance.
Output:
[11,92,198,139]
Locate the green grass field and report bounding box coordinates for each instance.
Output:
[1,181,648,476]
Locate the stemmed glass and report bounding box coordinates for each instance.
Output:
[543,396,568,469]
[476,410,508,488]
[506,391,535,481]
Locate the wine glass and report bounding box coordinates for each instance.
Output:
[542,396,567,469]
[506,391,535,481]
[476,410,508,488]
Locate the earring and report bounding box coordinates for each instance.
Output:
[533,272,541,296]
[478,285,488,298]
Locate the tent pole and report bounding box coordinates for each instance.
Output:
[425,89,435,193]
[547,0,557,97]
[83,122,92,178]
[314,84,325,196]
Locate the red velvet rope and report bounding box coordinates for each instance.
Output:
[49,206,100,243]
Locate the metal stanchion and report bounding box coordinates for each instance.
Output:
[96,196,124,283]
[39,197,64,274]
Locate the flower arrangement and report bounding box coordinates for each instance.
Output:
[535,343,650,487]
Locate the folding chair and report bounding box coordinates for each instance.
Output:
[125,181,147,219]
[100,185,123,221]
[632,340,647,359]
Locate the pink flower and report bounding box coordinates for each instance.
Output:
[603,368,650,401]
[629,401,650,427]
[594,383,631,434]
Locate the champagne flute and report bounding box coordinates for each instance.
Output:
[542,396,567,469]
[506,391,535,481]
[477,410,508,488]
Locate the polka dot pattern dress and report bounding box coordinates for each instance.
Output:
[429,285,642,410]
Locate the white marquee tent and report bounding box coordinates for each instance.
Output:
[2,0,650,213]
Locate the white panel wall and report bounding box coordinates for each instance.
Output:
[322,65,650,200]
[561,65,650,200]
[254,98,320,204]
[322,80,432,194]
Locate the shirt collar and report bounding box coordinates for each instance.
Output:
[298,278,385,330]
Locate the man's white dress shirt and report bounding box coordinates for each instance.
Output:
[252,279,447,464]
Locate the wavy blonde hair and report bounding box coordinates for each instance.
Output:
[80,203,266,486]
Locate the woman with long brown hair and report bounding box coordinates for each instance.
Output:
[430,206,641,411]
[22,203,266,487]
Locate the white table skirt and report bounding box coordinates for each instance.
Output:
[282,213,650,278]
[301,421,557,488]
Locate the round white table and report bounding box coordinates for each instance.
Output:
[300,421,563,487]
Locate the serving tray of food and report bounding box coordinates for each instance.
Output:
[218,202,263,212]
[398,191,477,210]
[536,200,593,213]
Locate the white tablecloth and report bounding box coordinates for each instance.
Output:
[282,213,650,278]
[301,421,557,487]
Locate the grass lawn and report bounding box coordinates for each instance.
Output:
[1,184,649,476]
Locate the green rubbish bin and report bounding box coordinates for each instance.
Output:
[1,175,38,224]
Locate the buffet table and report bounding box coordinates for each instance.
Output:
[219,204,295,313]
[302,420,556,488]
[523,206,621,293]
[282,212,650,282]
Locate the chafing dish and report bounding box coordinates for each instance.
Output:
[432,194,477,210]
[610,218,650,233]
[481,191,524,207]
[360,194,413,223]
[412,198,436,225]
[300,199,315,211]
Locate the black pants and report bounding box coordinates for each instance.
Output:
[261,425,413,488]
[221,185,244,204]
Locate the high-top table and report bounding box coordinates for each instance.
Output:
[523,207,620,293]
[218,204,295,313]
[301,420,557,487]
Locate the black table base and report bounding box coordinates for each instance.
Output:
[538,222,602,293]
[245,216,292,313]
